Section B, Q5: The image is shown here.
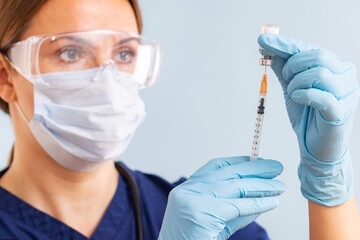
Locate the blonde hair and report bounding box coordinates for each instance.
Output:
[0,0,143,165]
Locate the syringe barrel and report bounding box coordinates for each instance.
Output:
[250,94,267,161]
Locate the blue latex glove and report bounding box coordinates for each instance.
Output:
[258,34,360,206]
[158,156,285,240]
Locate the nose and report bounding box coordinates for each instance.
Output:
[93,59,121,82]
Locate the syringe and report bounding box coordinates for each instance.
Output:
[250,69,268,161]
[250,24,279,161]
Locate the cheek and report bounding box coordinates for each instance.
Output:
[12,73,34,120]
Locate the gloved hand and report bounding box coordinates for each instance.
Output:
[158,156,285,240]
[258,34,360,206]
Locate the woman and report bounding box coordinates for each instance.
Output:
[0,0,359,239]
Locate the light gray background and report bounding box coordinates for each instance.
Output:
[0,0,359,239]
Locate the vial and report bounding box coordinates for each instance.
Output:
[259,24,279,66]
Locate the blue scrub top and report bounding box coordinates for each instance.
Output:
[0,162,270,240]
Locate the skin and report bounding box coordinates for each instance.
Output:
[0,0,359,239]
[0,0,138,237]
[309,196,360,239]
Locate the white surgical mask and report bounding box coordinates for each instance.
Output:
[15,65,146,172]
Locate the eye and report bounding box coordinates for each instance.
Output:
[58,48,80,62]
[114,50,135,63]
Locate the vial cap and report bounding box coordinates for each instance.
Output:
[260,24,279,34]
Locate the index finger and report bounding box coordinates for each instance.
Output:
[190,159,284,181]
[191,156,252,177]
[258,33,320,59]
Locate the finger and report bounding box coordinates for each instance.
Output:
[215,197,279,222]
[282,49,354,81]
[218,215,260,240]
[291,88,342,121]
[188,178,285,199]
[287,67,353,100]
[190,159,283,182]
[258,33,320,59]
[191,156,251,177]
[269,55,291,94]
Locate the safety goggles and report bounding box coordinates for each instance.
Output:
[4,30,162,88]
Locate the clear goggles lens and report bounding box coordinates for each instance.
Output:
[7,30,162,88]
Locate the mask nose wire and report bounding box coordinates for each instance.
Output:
[93,59,122,82]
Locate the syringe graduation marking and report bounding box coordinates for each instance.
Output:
[250,73,267,161]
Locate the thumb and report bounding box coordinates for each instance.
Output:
[190,156,251,178]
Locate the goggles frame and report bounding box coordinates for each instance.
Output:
[4,30,162,88]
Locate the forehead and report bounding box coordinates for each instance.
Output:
[22,0,138,40]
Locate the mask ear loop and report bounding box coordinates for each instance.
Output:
[14,101,30,123]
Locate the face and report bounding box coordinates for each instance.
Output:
[3,0,139,121]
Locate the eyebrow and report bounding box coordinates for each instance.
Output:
[114,37,140,47]
[50,36,140,47]
[50,36,93,47]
